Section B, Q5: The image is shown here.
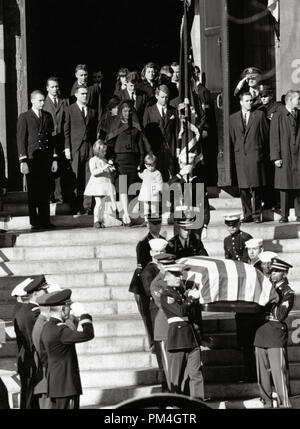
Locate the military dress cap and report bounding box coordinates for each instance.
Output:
[258,251,278,263]
[164,263,185,275]
[23,275,48,294]
[224,212,242,225]
[149,238,168,252]
[11,278,33,297]
[147,213,162,224]
[154,253,176,265]
[38,289,72,306]
[270,257,293,272]
[174,206,200,228]
[258,84,273,97]
[245,238,263,248]
[241,67,262,78]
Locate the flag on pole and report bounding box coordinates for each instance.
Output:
[178,256,278,308]
[268,0,279,22]
[178,0,205,165]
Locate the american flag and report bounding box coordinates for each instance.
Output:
[177,256,278,307]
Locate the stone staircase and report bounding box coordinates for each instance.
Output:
[1,190,300,408]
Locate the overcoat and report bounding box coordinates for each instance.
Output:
[229,109,269,188]
[270,107,300,190]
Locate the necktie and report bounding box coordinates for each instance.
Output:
[38,110,41,119]
[53,97,58,108]
[243,112,248,128]
[162,108,166,121]
[82,107,86,120]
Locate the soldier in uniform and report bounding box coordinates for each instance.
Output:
[160,263,204,399]
[254,258,295,408]
[13,275,49,409]
[166,208,208,259]
[224,213,253,263]
[257,251,278,277]
[245,238,264,272]
[128,215,166,351]
[39,289,94,409]
[236,238,264,383]
[234,67,263,110]
[17,90,58,229]
[32,285,63,409]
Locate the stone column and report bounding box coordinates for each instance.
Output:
[276,0,300,96]
[0,0,7,175]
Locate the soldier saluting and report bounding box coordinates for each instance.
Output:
[254,257,295,408]
[38,289,94,409]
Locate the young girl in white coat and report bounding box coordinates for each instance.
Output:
[84,140,117,228]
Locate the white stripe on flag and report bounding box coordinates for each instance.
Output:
[186,258,220,302]
[243,264,258,301]
[224,259,239,301]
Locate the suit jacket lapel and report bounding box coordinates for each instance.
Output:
[75,104,86,127]
[244,112,255,138]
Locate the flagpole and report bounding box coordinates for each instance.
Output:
[183,0,190,181]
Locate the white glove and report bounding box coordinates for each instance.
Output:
[202,130,208,139]
[65,148,71,160]
[188,288,200,300]
[20,162,29,175]
[180,164,193,176]
[274,160,282,168]
[201,226,207,240]
[51,160,58,173]
[70,302,87,318]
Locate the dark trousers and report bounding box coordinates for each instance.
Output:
[240,187,262,219]
[134,294,154,348]
[149,304,168,391]
[256,347,291,408]
[168,347,204,399]
[235,313,257,382]
[280,189,300,218]
[71,143,92,212]
[26,155,52,227]
[50,395,80,409]
[19,369,39,409]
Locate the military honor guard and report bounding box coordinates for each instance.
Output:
[166,207,208,259]
[17,90,58,229]
[235,238,264,383]
[129,215,165,352]
[257,251,278,277]
[245,238,264,272]
[234,67,263,109]
[223,213,253,262]
[254,258,295,408]
[141,243,171,393]
[39,289,94,409]
[160,263,204,400]
[13,275,48,409]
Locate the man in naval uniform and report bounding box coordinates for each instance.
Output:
[257,251,278,278]
[39,289,94,409]
[223,213,253,263]
[254,258,294,408]
[13,275,48,409]
[160,263,205,400]
[245,238,264,272]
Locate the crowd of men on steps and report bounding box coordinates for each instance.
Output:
[0,62,299,409]
[1,64,300,230]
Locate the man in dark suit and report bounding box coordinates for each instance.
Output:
[13,275,48,409]
[70,64,101,119]
[229,92,269,223]
[39,289,94,409]
[254,258,294,408]
[43,77,70,204]
[17,90,58,229]
[270,90,300,223]
[143,85,178,182]
[64,85,98,214]
[116,71,147,124]
[157,65,179,103]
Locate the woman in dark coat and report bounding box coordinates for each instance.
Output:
[114,67,129,99]
[106,100,151,225]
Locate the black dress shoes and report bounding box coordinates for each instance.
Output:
[279,217,288,223]
[241,216,253,223]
